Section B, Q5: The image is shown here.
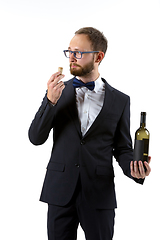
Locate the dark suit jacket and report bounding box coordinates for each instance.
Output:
[29,77,144,209]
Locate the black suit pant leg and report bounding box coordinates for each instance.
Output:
[77,204,115,240]
[47,179,115,240]
[47,203,79,240]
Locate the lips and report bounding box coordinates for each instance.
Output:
[71,65,78,68]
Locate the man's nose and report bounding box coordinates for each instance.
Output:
[69,53,77,63]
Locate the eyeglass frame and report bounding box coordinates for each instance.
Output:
[63,50,99,59]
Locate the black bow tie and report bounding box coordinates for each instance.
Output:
[73,78,95,91]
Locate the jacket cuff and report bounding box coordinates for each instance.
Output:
[132,176,145,185]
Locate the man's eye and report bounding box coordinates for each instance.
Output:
[75,51,81,55]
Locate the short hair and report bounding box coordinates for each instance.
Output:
[75,27,108,55]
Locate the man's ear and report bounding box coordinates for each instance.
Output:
[95,51,105,64]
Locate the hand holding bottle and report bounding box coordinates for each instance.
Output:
[130,157,151,179]
[131,112,151,179]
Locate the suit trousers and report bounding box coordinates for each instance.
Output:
[47,177,115,240]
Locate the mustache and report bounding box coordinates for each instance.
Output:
[70,63,81,68]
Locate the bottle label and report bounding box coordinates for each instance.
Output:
[143,139,149,155]
[133,139,149,162]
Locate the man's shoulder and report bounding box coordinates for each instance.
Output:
[102,78,130,100]
[112,86,130,100]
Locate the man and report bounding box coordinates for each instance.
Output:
[29,27,151,240]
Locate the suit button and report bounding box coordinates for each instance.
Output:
[75,164,80,168]
[80,140,85,145]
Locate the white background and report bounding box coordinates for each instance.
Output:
[0,0,160,239]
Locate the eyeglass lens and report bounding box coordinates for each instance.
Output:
[65,50,82,59]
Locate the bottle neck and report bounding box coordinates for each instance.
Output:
[140,113,146,128]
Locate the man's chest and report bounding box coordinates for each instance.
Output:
[75,87,105,136]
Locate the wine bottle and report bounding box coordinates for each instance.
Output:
[133,112,150,165]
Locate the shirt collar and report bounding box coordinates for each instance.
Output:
[94,75,105,93]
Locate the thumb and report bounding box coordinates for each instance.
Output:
[148,156,151,164]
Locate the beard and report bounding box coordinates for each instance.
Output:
[70,59,94,77]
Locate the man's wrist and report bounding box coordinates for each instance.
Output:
[47,97,56,107]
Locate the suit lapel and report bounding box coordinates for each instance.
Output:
[83,78,115,138]
[63,78,82,137]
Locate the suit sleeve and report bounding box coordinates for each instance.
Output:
[113,96,144,184]
[28,93,56,145]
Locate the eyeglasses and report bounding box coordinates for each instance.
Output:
[63,50,99,59]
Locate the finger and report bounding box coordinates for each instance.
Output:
[144,161,151,176]
[53,81,65,90]
[55,84,65,98]
[148,156,151,164]
[130,161,133,174]
[130,161,133,170]
[59,84,65,92]
[134,161,140,178]
[138,161,145,178]
[130,161,134,176]
[48,73,65,85]
[54,75,65,86]
[134,161,138,173]
[57,71,64,77]
[48,72,59,84]
[52,71,64,79]
[48,75,65,88]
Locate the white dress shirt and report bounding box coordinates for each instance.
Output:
[75,75,105,136]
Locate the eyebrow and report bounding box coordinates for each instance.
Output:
[68,47,80,51]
